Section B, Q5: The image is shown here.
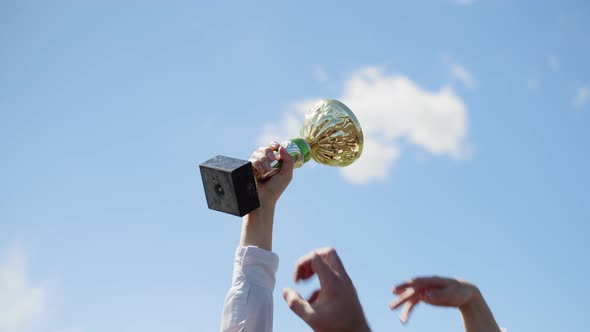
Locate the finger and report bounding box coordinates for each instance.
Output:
[393,276,451,293]
[389,288,414,310]
[389,288,418,310]
[259,147,276,172]
[294,248,341,284]
[269,141,281,149]
[392,286,407,295]
[313,247,347,276]
[310,252,338,289]
[250,148,269,173]
[307,289,320,304]
[283,288,314,322]
[265,147,277,163]
[399,297,419,324]
[250,159,263,176]
[294,250,317,282]
[277,146,295,177]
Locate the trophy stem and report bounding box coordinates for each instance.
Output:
[258,138,311,180]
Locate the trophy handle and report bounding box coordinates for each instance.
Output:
[257,138,311,181]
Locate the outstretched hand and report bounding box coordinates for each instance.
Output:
[390,276,478,324]
[282,247,371,332]
[390,276,502,332]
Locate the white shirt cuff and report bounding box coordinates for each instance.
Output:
[232,246,279,290]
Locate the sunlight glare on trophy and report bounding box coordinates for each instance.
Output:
[301,99,364,167]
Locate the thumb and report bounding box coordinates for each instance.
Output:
[283,288,314,322]
[278,146,295,171]
[276,146,294,182]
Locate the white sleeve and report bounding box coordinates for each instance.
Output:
[220,246,279,332]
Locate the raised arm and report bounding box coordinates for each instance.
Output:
[239,142,294,251]
[220,142,294,332]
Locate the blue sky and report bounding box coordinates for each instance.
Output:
[1,1,589,331]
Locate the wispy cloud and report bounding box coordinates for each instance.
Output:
[548,56,560,71]
[451,0,477,5]
[314,67,328,83]
[574,86,589,108]
[0,247,48,332]
[527,78,539,91]
[258,66,469,184]
[450,63,477,89]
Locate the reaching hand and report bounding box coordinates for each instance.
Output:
[389,277,477,323]
[390,276,502,332]
[282,247,371,332]
[390,276,478,324]
[249,141,294,207]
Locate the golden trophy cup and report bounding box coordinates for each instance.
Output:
[199,99,364,216]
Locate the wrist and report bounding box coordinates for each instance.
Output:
[459,287,485,314]
[248,203,276,221]
[239,204,276,251]
[346,313,371,332]
[459,287,501,331]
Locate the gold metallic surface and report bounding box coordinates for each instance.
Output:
[300,99,364,167]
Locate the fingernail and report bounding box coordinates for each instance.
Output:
[399,314,407,324]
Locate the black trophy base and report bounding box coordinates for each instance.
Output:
[199,155,260,217]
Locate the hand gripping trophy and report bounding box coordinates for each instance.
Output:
[199,99,364,216]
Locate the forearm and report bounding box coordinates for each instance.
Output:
[239,205,276,251]
[459,289,501,332]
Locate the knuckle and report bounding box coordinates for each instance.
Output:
[286,298,297,309]
[311,251,321,261]
[295,258,306,269]
[318,246,336,256]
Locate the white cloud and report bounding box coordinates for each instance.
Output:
[0,248,48,332]
[314,67,328,83]
[450,63,477,89]
[258,66,469,184]
[574,86,589,108]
